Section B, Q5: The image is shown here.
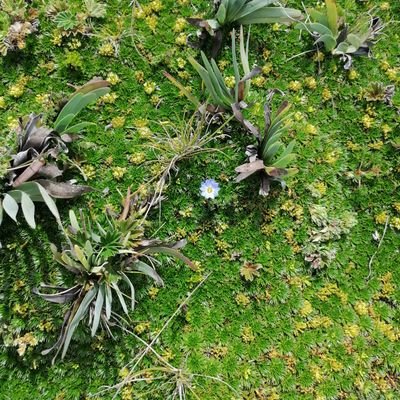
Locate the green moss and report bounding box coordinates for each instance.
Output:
[1,0,400,399]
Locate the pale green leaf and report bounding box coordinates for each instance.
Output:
[21,191,36,229]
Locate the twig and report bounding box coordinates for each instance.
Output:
[366,216,390,280]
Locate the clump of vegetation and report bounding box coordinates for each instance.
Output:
[295,0,383,68]
[189,0,303,56]
[34,190,195,362]
[145,113,229,196]
[165,27,260,130]
[46,0,106,40]
[363,82,395,105]
[235,90,297,196]
[0,0,39,56]
[0,79,110,229]
[304,204,357,269]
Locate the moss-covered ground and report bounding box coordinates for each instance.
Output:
[0,0,399,399]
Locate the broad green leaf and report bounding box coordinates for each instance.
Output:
[0,200,3,226]
[51,244,80,274]
[279,140,296,160]
[215,2,227,24]
[74,79,110,95]
[61,287,97,359]
[235,0,276,20]
[349,15,373,44]
[21,191,36,229]
[61,252,84,272]
[315,33,337,52]
[74,245,90,271]
[263,130,285,151]
[3,193,19,222]
[54,113,76,133]
[346,33,362,50]
[69,210,80,232]
[84,240,94,259]
[263,142,282,164]
[268,112,292,138]
[54,11,78,30]
[333,41,356,54]
[54,87,110,132]
[265,167,298,177]
[273,153,296,168]
[325,0,338,36]
[237,7,302,25]
[285,168,299,177]
[228,0,254,22]
[8,182,43,202]
[84,0,107,18]
[62,122,96,134]
[309,9,328,26]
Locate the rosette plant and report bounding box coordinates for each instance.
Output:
[235,90,297,196]
[0,0,39,56]
[0,79,110,229]
[295,0,383,69]
[34,190,195,362]
[165,27,260,133]
[188,0,303,56]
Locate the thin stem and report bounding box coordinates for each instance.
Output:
[366,216,390,280]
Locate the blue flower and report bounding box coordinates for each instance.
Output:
[200,179,220,199]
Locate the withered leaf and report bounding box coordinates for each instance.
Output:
[240,262,262,282]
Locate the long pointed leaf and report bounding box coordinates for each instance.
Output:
[0,200,3,226]
[33,284,81,304]
[163,71,201,108]
[61,288,97,359]
[37,183,61,224]
[121,272,135,311]
[132,260,164,286]
[143,247,196,271]
[231,28,240,103]
[111,282,128,316]
[91,285,105,337]
[105,284,112,320]
[201,52,232,106]
[189,56,226,108]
